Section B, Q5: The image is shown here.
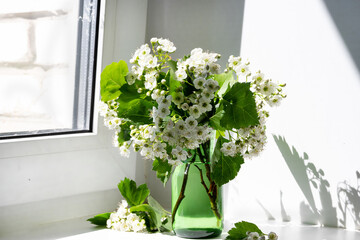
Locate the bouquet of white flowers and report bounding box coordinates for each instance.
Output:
[98,38,285,234]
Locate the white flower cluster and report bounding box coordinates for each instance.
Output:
[99,100,121,132]
[106,200,146,233]
[150,37,176,53]
[129,115,213,166]
[99,38,285,165]
[175,48,221,81]
[228,55,286,107]
[228,55,250,79]
[220,109,268,159]
[244,231,278,240]
[219,56,286,159]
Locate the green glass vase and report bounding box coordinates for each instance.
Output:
[171,161,223,238]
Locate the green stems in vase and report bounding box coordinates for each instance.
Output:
[171,141,223,238]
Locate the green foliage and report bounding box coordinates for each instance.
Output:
[209,106,225,131]
[220,82,259,130]
[130,197,172,233]
[168,68,181,95]
[117,178,150,206]
[147,195,172,232]
[100,60,128,102]
[167,60,177,72]
[86,212,111,226]
[88,178,171,234]
[130,204,159,228]
[213,71,236,97]
[117,121,131,144]
[135,211,158,233]
[226,221,264,240]
[116,83,154,124]
[211,137,244,186]
[152,158,173,185]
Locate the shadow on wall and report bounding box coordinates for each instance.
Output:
[273,135,338,227]
[337,171,360,230]
[322,0,360,75]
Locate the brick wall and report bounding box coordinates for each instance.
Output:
[0,0,80,133]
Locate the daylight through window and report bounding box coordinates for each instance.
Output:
[0,0,100,139]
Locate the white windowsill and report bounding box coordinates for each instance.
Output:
[2,216,359,240]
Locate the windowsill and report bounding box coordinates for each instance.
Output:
[2,216,359,240]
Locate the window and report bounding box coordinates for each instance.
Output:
[0,0,100,139]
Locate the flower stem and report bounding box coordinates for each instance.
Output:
[196,146,222,221]
[171,163,191,225]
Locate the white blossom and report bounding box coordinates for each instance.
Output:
[157,105,170,118]
[119,144,130,158]
[228,55,241,68]
[185,116,198,129]
[204,79,219,92]
[189,105,202,118]
[198,97,212,113]
[247,232,260,240]
[107,200,146,233]
[172,92,184,105]
[221,142,237,157]
[194,77,206,89]
[268,232,278,240]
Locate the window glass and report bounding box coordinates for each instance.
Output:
[0,0,99,139]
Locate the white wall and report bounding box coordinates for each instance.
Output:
[226,0,360,231]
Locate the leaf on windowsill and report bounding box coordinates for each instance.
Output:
[117,178,150,207]
[87,212,111,226]
[226,221,264,240]
[148,195,172,232]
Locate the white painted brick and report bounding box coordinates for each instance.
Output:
[39,68,75,128]
[0,67,45,116]
[0,0,75,15]
[0,67,75,132]
[0,20,32,62]
[0,67,77,131]
[34,16,78,66]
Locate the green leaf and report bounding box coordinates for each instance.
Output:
[209,106,225,131]
[117,121,131,145]
[134,211,158,232]
[226,221,264,240]
[117,178,150,206]
[117,98,153,124]
[167,60,177,72]
[169,68,181,95]
[112,83,154,124]
[148,195,172,232]
[100,61,128,102]
[130,204,158,227]
[152,158,173,185]
[87,212,111,226]
[211,137,244,186]
[213,71,236,97]
[220,82,259,130]
[215,130,225,138]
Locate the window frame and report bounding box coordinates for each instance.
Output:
[0,0,102,141]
